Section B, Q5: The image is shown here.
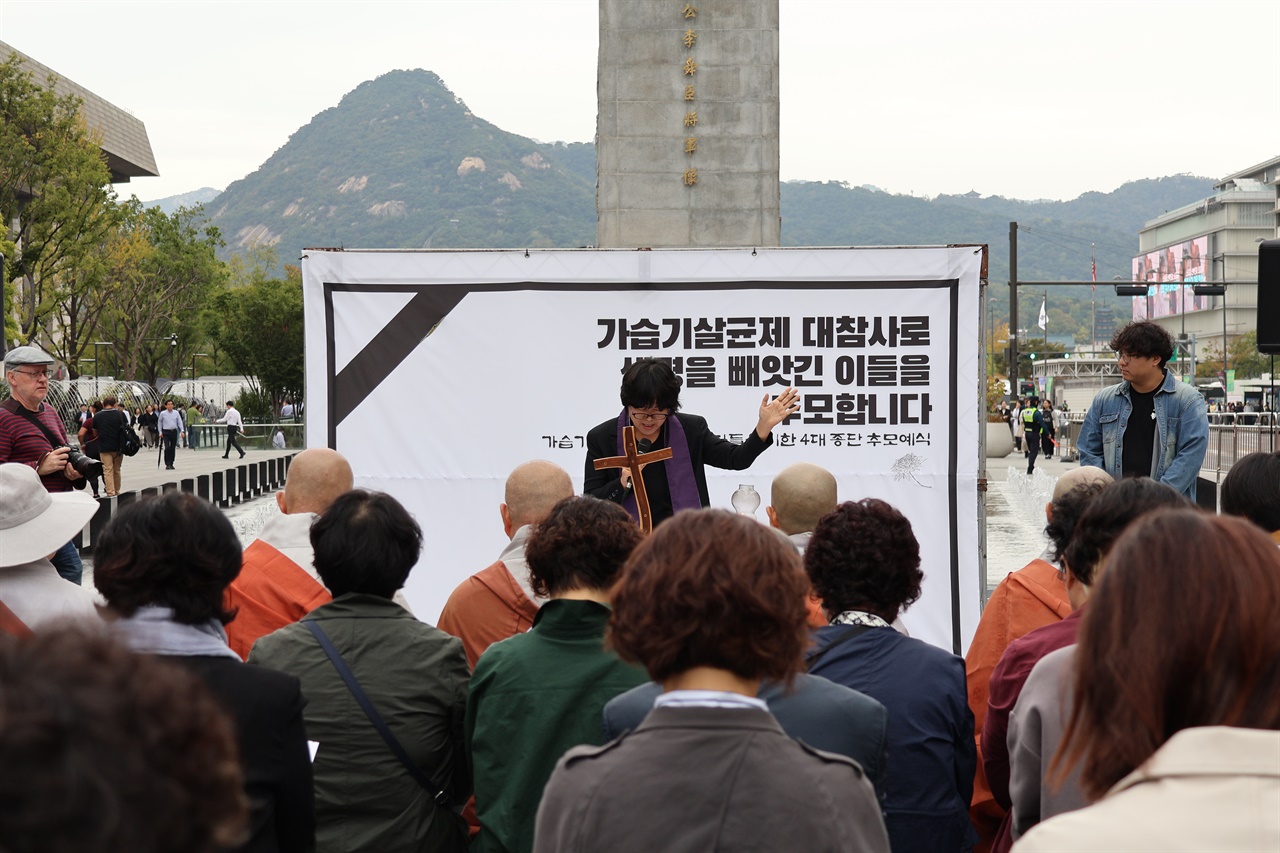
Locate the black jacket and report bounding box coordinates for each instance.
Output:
[584,411,772,524]
[174,655,316,853]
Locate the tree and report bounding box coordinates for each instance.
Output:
[0,236,17,350]
[986,319,1011,376]
[210,265,304,414]
[0,55,115,348]
[94,201,226,385]
[1196,331,1269,380]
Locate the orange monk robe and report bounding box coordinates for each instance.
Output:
[965,558,1072,853]
[225,538,332,660]
[437,560,539,670]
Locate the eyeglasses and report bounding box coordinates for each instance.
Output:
[629,409,669,423]
[1116,352,1137,364]
[9,368,49,379]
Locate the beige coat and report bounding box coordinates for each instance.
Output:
[1013,726,1280,852]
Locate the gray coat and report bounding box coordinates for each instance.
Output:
[534,705,889,853]
[1008,644,1088,839]
[602,675,889,798]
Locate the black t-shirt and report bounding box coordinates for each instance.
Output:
[1123,384,1159,478]
[92,408,126,453]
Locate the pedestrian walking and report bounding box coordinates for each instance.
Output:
[156,400,184,471]
[1021,398,1046,476]
[218,401,246,460]
[186,400,204,450]
[1040,400,1056,460]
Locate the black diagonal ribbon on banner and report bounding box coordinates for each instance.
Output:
[330,285,469,431]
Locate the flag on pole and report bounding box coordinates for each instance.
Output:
[1037,298,1047,330]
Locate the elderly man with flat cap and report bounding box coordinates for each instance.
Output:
[1,346,89,584]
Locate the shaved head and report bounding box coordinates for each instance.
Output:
[769,462,837,535]
[504,460,574,530]
[280,448,354,515]
[1052,466,1114,502]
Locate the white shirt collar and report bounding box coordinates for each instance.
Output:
[653,689,768,712]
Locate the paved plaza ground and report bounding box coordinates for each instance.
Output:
[982,444,1078,596]
[93,441,296,496]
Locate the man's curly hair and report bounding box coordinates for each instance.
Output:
[1110,321,1174,368]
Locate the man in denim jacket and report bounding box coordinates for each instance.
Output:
[1077,321,1208,499]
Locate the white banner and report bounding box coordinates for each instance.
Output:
[302,247,984,653]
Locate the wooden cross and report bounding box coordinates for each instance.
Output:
[593,424,673,534]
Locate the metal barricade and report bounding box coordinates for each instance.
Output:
[191,421,305,452]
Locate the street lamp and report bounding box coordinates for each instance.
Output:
[189,352,209,398]
[78,357,97,398]
[91,341,113,397]
[1180,251,1192,339]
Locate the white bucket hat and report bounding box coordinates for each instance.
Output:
[0,463,99,567]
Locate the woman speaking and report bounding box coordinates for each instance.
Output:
[583,358,798,526]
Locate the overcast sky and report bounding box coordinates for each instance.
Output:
[2,0,1276,203]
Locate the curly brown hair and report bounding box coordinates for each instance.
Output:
[609,509,809,685]
[804,499,923,622]
[525,496,641,598]
[0,624,248,852]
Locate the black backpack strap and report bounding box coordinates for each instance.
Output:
[2,400,62,449]
[304,620,452,807]
[805,623,876,671]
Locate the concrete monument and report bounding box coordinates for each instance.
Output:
[596,1,780,248]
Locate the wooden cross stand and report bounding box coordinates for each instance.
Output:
[593,425,673,534]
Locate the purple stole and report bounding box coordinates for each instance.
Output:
[615,409,702,522]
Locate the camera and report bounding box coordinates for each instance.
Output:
[61,445,103,479]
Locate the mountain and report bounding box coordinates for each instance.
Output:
[779,174,1216,340]
[201,68,1217,344]
[206,69,595,259]
[134,187,221,215]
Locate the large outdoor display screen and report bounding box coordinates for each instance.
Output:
[1130,236,1210,320]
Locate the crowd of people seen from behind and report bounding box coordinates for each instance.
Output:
[1,321,1277,852]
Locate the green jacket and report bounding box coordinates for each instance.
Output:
[249,593,470,853]
[466,598,647,853]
